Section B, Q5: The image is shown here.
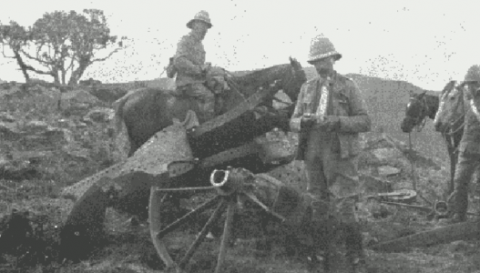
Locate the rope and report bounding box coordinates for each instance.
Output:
[408,132,417,191]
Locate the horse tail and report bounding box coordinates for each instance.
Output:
[112,94,130,138]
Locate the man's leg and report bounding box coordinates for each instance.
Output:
[182,83,215,123]
[327,153,365,272]
[451,151,480,222]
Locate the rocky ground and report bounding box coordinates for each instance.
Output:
[1,79,480,273]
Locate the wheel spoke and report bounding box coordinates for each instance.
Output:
[179,199,227,270]
[149,187,176,269]
[214,201,236,273]
[157,195,221,239]
[243,192,286,222]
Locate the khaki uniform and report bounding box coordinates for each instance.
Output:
[290,72,371,223]
[174,32,215,122]
[451,102,480,220]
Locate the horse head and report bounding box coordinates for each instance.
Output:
[282,57,307,103]
[401,90,429,133]
[433,81,465,133]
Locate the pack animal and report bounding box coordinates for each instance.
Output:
[431,81,466,194]
[114,58,306,156]
[401,82,464,194]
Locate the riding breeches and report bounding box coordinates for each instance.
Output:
[180,83,215,122]
[452,151,480,218]
[304,129,360,224]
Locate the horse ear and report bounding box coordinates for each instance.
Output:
[418,91,426,98]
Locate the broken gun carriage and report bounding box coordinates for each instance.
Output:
[60,65,322,272]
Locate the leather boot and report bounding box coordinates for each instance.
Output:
[345,222,367,273]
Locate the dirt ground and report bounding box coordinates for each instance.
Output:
[2,81,480,273]
[2,163,480,273]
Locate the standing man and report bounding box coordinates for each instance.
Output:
[447,65,480,223]
[173,10,215,123]
[290,34,371,272]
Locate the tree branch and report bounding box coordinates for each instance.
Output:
[90,47,122,63]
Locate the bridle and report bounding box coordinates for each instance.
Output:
[406,94,429,132]
[223,62,303,108]
[442,83,466,137]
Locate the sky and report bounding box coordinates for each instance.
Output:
[0,0,478,90]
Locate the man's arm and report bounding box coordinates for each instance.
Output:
[174,36,204,76]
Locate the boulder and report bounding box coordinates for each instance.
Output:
[83,108,115,124]
[0,112,15,122]
[59,89,102,111]
[0,122,22,141]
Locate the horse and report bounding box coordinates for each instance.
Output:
[432,81,466,194]
[400,82,464,194]
[114,58,307,156]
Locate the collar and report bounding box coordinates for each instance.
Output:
[190,31,203,42]
[318,71,337,86]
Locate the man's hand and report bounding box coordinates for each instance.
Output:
[300,115,317,130]
[317,115,341,132]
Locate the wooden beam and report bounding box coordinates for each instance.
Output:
[370,219,480,252]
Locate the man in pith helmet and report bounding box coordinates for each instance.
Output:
[446,64,480,224]
[173,10,216,123]
[290,34,371,272]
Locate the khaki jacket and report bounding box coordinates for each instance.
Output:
[459,104,480,154]
[290,72,371,159]
[174,32,207,87]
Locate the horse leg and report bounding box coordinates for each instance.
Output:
[126,123,141,157]
[449,150,457,196]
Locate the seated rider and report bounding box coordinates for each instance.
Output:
[171,10,217,123]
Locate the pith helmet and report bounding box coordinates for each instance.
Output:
[307,35,342,64]
[187,10,212,29]
[464,65,480,82]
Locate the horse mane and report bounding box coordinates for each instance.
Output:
[423,92,440,119]
[228,58,305,101]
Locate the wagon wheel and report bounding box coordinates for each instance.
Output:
[149,168,285,273]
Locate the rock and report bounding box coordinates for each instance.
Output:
[378,166,401,177]
[21,127,73,149]
[59,89,102,110]
[372,147,403,162]
[63,148,91,162]
[10,151,53,162]
[0,122,22,140]
[0,112,15,122]
[24,120,49,134]
[43,127,73,144]
[360,174,393,193]
[447,240,472,253]
[83,108,115,124]
[89,87,128,104]
[57,118,76,128]
[0,160,40,180]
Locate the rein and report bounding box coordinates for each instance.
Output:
[410,95,429,132]
[223,64,300,107]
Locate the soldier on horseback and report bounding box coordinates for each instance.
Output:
[170,10,217,123]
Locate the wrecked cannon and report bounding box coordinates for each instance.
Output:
[150,166,318,273]
[59,121,323,272]
[59,81,305,265]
